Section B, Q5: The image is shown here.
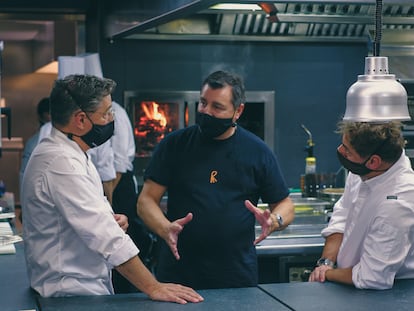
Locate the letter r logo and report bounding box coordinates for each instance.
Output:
[210,170,218,183]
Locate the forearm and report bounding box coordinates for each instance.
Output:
[116,256,159,295]
[137,193,170,239]
[102,180,115,205]
[325,267,353,285]
[112,172,123,191]
[269,196,295,232]
[320,232,343,262]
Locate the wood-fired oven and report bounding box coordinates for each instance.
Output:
[124,90,275,186]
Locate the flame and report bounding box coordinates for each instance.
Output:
[134,101,170,156]
[141,101,167,127]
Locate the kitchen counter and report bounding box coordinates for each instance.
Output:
[33,280,414,311]
[37,287,291,311]
[0,242,37,311]
[259,279,414,311]
[5,226,414,311]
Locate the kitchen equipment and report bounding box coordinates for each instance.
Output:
[343,0,410,123]
[318,188,344,209]
[301,124,318,197]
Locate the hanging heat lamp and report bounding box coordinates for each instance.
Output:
[343,0,410,122]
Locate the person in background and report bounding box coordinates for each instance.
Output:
[309,121,414,289]
[21,74,203,303]
[110,101,158,293]
[19,97,51,187]
[137,70,295,289]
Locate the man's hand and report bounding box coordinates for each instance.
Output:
[308,265,333,283]
[165,213,193,260]
[244,200,272,245]
[114,214,129,232]
[148,282,204,304]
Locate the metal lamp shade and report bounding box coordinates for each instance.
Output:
[344,56,410,122]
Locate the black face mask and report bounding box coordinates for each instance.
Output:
[196,112,236,139]
[336,149,373,176]
[81,120,114,148]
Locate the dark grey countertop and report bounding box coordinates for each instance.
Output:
[37,287,291,311]
[259,279,414,311]
[5,221,414,311]
[0,242,37,311]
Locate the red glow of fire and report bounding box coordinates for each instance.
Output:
[134,101,168,139]
[143,102,167,127]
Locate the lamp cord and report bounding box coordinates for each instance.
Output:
[373,0,383,57]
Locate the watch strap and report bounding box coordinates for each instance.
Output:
[316,257,336,268]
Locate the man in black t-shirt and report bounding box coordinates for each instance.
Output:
[137,70,295,289]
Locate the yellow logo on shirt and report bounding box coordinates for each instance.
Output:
[210,170,218,183]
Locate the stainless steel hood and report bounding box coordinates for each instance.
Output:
[103,0,414,79]
[106,0,414,43]
[0,1,412,75]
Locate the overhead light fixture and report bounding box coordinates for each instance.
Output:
[343,0,410,122]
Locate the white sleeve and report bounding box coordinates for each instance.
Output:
[87,141,116,181]
[38,122,52,143]
[111,102,135,173]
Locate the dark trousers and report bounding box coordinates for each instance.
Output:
[111,171,158,293]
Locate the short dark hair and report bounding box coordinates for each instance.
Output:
[50,75,116,126]
[37,97,50,116]
[37,97,50,125]
[202,70,246,108]
[337,121,405,163]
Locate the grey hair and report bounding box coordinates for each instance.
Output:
[50,74,116,126]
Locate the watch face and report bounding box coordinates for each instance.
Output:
[276,214,284,226]
[317,258,334,267]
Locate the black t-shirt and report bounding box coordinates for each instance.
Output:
[144,125,289,289]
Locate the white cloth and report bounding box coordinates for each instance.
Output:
[38,121,52,143]
[22,127,139,297]
[111,102,135,173]
[19,131,40,189]
[38,121,116,182]
[87,141,116,182]
[322,151,414,289]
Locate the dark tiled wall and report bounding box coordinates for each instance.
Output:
[101,39,367,187]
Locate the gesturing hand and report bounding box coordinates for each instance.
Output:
[244,200,272,245]
[166,213,193,260]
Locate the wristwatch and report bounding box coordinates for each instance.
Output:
[276,213,284,228]
[316,258,335,268]
[271,213,284,231]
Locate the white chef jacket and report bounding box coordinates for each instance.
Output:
[38,121,116,182]
[111,101,135,173]
[322,151,414,289]
[22,127,139,297]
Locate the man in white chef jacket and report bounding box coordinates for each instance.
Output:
[309,121,414,289]
[21,74,203,303]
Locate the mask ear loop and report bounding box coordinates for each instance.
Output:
[362,137,390,172]
[58,84,93,140]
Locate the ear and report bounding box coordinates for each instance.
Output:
[234,103,245,121]
[74,110,88,130]
[367,154,382,170]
